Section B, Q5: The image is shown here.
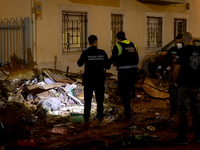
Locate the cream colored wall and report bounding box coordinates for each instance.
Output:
[0,0,31,18]
[0,0,199,75]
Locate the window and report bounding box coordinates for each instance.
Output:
[174,18,186,39]
[111,14,123,50]
[62,12,87,53]
[146,17,162,48]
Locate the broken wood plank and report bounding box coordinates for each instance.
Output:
[27,83,67,90]
[141,84,169,99]
[54,78,73,83]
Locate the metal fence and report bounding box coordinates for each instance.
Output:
[174,18,187,39]
[111,14,123,50]
[0,17,30,66]
[147,17,162,48]
[62,12,87,53]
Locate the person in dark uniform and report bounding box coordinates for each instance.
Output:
[77,35,110,126]
[110,31,139,119]
[171,32,200,145]
[160,34,183,117]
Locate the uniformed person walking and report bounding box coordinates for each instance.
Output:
[110,31,139,119]
[77,35,110,126]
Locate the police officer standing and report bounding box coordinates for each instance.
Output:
[77,35,110,126]
[110,31,139,119]
[172,32,200,145]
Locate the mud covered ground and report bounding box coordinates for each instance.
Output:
[1,86,200,150]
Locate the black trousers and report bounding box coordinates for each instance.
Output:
[169,82,178,117]
[177,87,200,140]
[118,68,137,118]
[83,81,105,120]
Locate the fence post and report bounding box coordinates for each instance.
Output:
[20,17,23,60]
[16,18,19,57]
[0,19,3,65]
[24,17,30,64]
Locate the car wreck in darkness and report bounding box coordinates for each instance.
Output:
[148,38,200,77]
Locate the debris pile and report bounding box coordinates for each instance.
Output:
[0,58,173,149]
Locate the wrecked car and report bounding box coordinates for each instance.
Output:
[148,38,200,77]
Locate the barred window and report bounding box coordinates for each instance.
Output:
[62,12,87,53]
[111,14,123,50]
[174,18,186,39]
[146,17,162,48]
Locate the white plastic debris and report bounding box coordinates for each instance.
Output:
[27,94,34,101]
[37,97,62,111]
[44,78,54,84]
[36,81,46,86]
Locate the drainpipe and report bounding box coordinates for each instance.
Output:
[31,0,36,62]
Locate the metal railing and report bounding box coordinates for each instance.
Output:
[147,17,162,48]
[62,12,87,53]
[0,17,30,66]
[174,18,186,39]
[111,14,123,50]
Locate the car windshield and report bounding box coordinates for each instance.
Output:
[193,40,200,47]
[161,40,176,51]
[161,39,200,52]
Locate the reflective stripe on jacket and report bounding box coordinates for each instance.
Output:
[115,40,139,70]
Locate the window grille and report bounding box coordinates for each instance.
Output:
[174,18,186,39]
[111,14,123,50]
[146,17,162,48]
[62,12,87,53]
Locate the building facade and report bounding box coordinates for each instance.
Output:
[0,0,199,75]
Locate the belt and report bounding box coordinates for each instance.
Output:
[118,65,138,69]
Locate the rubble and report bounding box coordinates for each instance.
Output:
[0,59,185,149]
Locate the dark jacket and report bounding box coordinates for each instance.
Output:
[161,45,180,77]
[77,46,110,84]
[176,45,200,88]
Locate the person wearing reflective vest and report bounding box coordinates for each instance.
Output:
[110,31,139,119]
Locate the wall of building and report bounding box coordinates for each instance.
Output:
[0,0,199,75]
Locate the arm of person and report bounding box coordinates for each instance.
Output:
[172,64,181,86]
[109,45,118,65]
[161,49,172,74]
[77,52,85,67]
[136,48,139,64]
[104,52,111,70]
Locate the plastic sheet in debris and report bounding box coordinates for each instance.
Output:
[44,77,54,84]
[37,97,62,111]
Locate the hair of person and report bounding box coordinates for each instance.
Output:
[116,31,126,40]
[176,34,183,40]
[88,35,98,44]
[183,32,193,42]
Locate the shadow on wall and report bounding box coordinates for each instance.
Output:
[139,2,170,11]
